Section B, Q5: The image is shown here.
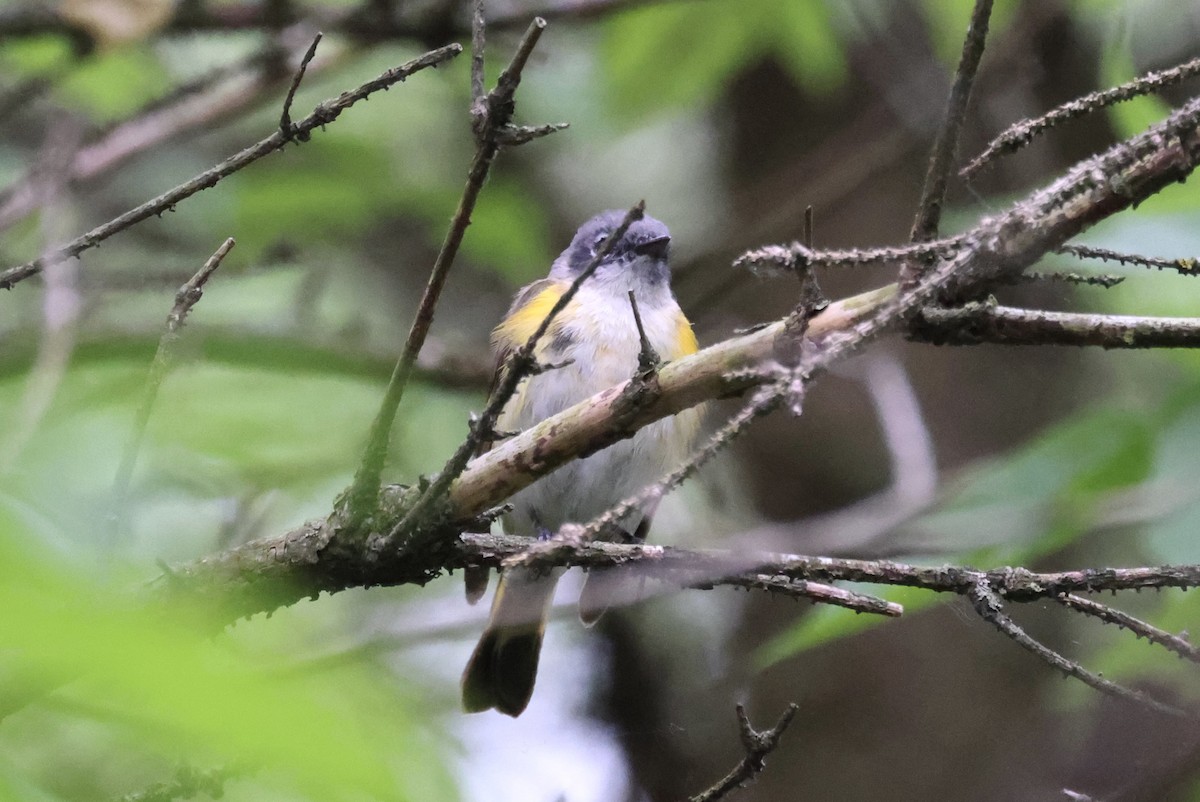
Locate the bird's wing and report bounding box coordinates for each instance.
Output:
[465,278,568,604]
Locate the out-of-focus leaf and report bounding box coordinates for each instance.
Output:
[0,522,457,801]
[57,46,171,118]
[231,137,399,258]
[754,408,1153,667]
[1141,388,1200,563]
[755,585,940,670]
[602,0,846,118]
[768,1,846,95]
[0,35,73,76]
[918,0,1018,65]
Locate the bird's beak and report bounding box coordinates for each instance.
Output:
[633,235,671,260]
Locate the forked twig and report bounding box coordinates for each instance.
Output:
[687,703,800,802]
[0,44,460,290]
[344,13,558,522]
[969,580,1183,718]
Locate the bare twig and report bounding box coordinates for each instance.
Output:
[107,239,236,546]
[736,237,967,275]
[962,54,1200,179]
[904,0,993,282]
[687,703,800,802]
[343,16,557,523]
[627,289,661,372]
[279,32,322,138]
[388,202,646,539]
[0,30,346,233]
[1020,271,1125,288]
[470,0,486,102]
[1057,593,1200,666]
[0,44,461,290]
[969,579,1183,718]
[914,303,1200,349]
[575,382,783,544]
[1057,244,1199,277]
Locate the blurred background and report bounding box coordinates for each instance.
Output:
[3,0,1200,799]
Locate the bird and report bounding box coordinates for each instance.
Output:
[461,210,703,717]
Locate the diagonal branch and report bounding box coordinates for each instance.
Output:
[1056,593,1200,666]
[107,238,236,546]
[962,54,1200,179]
[687,703,800,802]
[343,15,558,523]
[0,43,461,291]
[904,0,993,278]
[968,579,1183,717]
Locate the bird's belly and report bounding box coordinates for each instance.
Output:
[496,323,696,535]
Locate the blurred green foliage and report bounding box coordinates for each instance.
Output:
[3,0,1200,798]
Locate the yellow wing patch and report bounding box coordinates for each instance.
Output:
[492,280,569,352]
[670,311,699,359]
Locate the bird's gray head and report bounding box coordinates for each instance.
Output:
[550,210,672,289]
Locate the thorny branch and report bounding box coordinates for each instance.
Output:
[968,580,1185,717]
[344,11,562,525]
[1055,593,1200,666]
[962,53,1200,179]
[0,43,461,290]
[903,0,992,284]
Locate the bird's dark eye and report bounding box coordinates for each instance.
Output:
[592,232,610,251]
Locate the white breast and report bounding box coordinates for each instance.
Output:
[498,283,699,535]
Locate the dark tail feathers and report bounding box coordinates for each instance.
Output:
[461,572,556,717]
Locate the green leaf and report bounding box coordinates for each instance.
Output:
[0,524,457,801]
[57,46,172,119]
[602,0,846,118]
[754,407,1152,668]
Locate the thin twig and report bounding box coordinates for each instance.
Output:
[961,54,1200,179]
[627,289,661,372]
[1057,593,1200,666]
[736,236,967,275]
[344,17,555,523]
[904,0,993,281]
[1020,271,1124,288]
[106,238,236,547]
[0,43,461,290]
[1057,244,1200,277]
[279,31,322,138]
[968,579,1183,718]
[740,575,902,616]
[572,382,784,544]
[687,703,800,802]
[470,0,486,102]
[915,302,1200,349]
[388,202,646,539]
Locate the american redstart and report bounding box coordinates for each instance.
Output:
[461,210,702,717]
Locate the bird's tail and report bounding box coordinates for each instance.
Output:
[461,568,559,717]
